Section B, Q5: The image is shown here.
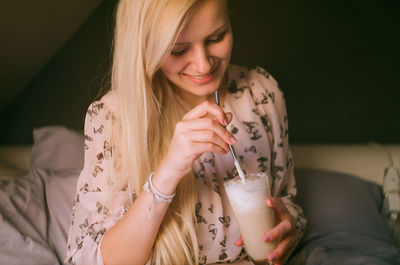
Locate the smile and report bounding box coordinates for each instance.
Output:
[183,65,218,85]
[187,74,211,80]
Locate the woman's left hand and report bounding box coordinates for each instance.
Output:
[234,197,300,265]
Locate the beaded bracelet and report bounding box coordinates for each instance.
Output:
[143,172,176,219]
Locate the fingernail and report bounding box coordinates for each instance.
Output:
[223,119,228,126]
[268,253,276,261]
[266,198,273,206]
[230,136,238,144]
[234,239,241,246]
[263,233,271,242]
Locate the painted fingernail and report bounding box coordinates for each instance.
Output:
[263,233,271,241]
[268,253,276,261]
[230,136,238,144]
[234,238,241,246]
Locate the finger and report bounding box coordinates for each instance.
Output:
[267,235,294,263]
[188,130,230,152]
[273,234,299,265]
[266,197,287,216]
[182,101,228,126]
[234,236,243,247]
[180,118,237,145]
[264,219,292,243]
[225,112,233,124]
[267,197,297,234]
[185,138,228,156]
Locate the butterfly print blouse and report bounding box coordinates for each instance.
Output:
[66,65,307,265]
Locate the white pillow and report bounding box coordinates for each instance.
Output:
[0,145,32,172]
[0,160,25,180]
[291,144,398,185]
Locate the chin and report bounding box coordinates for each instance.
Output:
[189,79,221,96]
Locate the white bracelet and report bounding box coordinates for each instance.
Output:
[148,172,176,200]
[143,172,176,219]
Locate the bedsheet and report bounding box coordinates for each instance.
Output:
[0,168,79,264]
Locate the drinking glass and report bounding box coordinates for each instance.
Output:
[224,172,277,265]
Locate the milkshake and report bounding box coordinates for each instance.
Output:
[224,173,277,264]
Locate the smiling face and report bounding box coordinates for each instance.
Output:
[160,0,233,106]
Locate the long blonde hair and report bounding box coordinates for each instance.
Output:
[110,0,202,264]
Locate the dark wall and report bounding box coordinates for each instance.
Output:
[229,0,399,143]
[0,0,399,144]
[0,0,116,144]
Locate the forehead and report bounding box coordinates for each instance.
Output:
[176,0,229,43]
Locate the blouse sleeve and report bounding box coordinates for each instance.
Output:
[65,97,133,265]
[248,67,307,234]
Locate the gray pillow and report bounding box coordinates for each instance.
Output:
[0,169,59,265]
[45,168,80,262]
[288,168,400,265]
[0,126,84,264]
[31,126,84,261]
[295,168,388,240]
[31,126,84,171]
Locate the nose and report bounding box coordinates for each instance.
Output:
[190,44,212,74]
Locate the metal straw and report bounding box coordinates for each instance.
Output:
[215,91,246,183]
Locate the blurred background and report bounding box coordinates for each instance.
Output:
[0,0,399,144]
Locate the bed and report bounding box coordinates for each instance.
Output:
[0,126,399,265]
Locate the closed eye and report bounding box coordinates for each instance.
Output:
[171,47,188,56]
[207,30,227,44]
[170,29,228,56]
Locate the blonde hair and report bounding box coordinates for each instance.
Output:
[110,0,202,264]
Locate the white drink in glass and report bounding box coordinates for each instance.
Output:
[224,172,277,264]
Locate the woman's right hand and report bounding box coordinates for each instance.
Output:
[154,100,237,191]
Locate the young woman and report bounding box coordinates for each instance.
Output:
[66,0,306,264]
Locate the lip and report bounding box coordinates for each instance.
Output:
[182,65,218,85]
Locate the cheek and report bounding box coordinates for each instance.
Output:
[213,36,233,59]
[161,58,186,75]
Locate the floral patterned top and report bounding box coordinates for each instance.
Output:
[65,65,306,265]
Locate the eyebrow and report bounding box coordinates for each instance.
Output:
[174,24,228,45]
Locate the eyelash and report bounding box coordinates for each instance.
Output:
[171,31,227,57]
[171,48,188,56]
[207,31,226,43]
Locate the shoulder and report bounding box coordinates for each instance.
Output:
[228,64,281,89]
[85,90,117,125]
[83,91,118,150]
[227,64,283,101]
[248,66,279,86]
